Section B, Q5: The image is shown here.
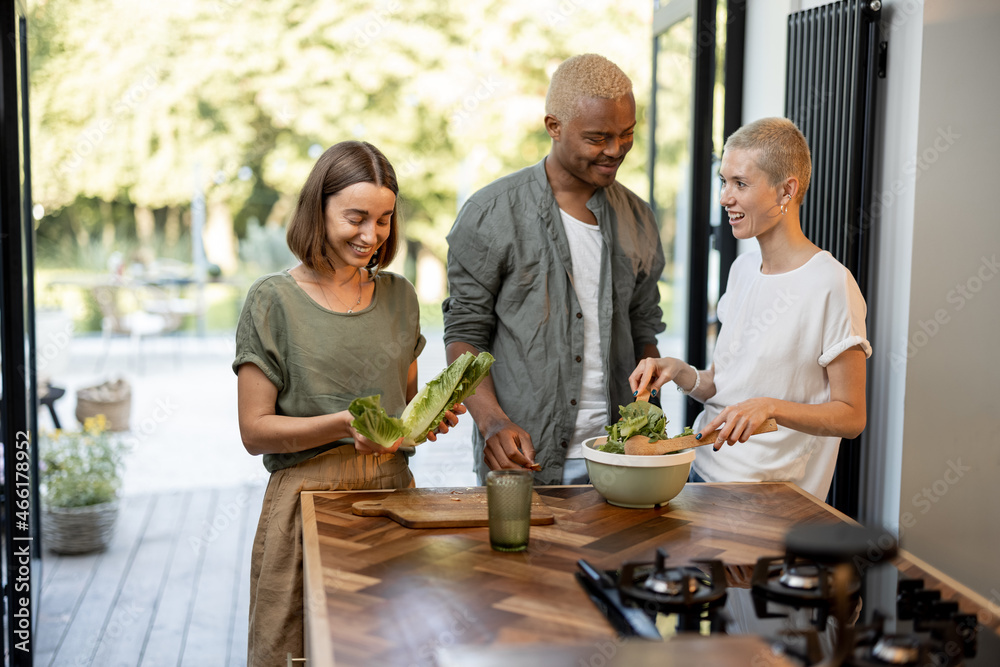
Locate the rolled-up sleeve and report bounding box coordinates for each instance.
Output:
[817,267,872,366]
[443,200,505,352]
[232,281,286,391]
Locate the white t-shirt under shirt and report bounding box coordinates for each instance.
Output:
[692,250,872,500]
[559,208,608,459]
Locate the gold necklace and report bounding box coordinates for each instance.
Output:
[315,268,363,313]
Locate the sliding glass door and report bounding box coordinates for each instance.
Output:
[649,0,743,425]
[1,1,40,662]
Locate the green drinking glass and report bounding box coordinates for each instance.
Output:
[486,469,533,552]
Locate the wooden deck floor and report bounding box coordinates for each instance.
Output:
[37,483,266,667]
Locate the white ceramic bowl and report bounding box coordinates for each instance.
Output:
[581,436,695,509]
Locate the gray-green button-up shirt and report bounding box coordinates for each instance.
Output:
[443,159,666,484]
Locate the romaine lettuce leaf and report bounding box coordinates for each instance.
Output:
[348,351,496,448]
[400,352,474,444]
[419,351,496,441]
[598,439,626,455]
[348,395,405,448]
[448,351,495,407]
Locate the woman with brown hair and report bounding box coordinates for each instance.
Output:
[233,140,463,664]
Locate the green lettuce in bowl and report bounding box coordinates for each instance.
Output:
[599,400,668,454]
[598,401,694,454]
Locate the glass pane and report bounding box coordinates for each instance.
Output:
[706,1,729,363]
[652,16,693,433]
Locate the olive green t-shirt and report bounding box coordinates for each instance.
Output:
[233,270,426,472]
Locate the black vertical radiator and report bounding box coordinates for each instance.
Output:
[784,0,883,518]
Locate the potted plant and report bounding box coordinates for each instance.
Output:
[40,414,130,554]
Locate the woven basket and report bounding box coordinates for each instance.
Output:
[42,499,120,554]
[75,378,131,432]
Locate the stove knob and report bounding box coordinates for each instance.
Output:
[915,613,979,663]
[954,613,978,658]
[896,578,925,620]
[913,589,942,620]
[929,600,959,619]
[898,578,924,593]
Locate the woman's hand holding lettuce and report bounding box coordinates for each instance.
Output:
[349,351,494,448]
[347,395,406,449]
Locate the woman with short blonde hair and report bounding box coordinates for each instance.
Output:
[630,117,870,501]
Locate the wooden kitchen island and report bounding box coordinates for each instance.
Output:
[301,482,998,666]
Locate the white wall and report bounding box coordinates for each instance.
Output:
[742,0,1000,599]
[857,0,923,543]
[738,1,791,255]
[742,0,792,121]
[898,0,1000,599]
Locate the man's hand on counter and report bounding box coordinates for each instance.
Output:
[481,415,537,471]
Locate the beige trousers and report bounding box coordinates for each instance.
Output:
[247,446,413,666]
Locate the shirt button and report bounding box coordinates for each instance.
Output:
[575,355,582,362]
[560,440,568,449]
[570,399,577,406]
[576,312,583,319]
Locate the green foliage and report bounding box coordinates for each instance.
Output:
[28,0,654,276]
[34,195,197,273]
[76,288,104,333]
[41,415,130,508]
[239,218,297,275]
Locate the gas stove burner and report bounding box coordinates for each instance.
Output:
[752,523,898,636]
[580,524,994,667]
[642,566,702,597]
[779,562,821,591]
[753,555,862,605]
[870,635,922,665]
[751,555,862,631]
[617,548,728,614]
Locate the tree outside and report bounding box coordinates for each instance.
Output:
[28,0,659,333]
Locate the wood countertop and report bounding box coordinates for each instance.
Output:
[300,482,999,667]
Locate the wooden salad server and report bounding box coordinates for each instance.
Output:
[623,418,778,456]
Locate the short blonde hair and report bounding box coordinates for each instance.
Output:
[545,54,632,124]
[724,117,812,204]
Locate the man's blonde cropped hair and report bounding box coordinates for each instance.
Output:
[545,54,633,124]
[724,117,812,204]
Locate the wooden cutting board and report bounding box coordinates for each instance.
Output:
[351,487,556,528]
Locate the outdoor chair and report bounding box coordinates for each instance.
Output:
[92,283,189,373]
